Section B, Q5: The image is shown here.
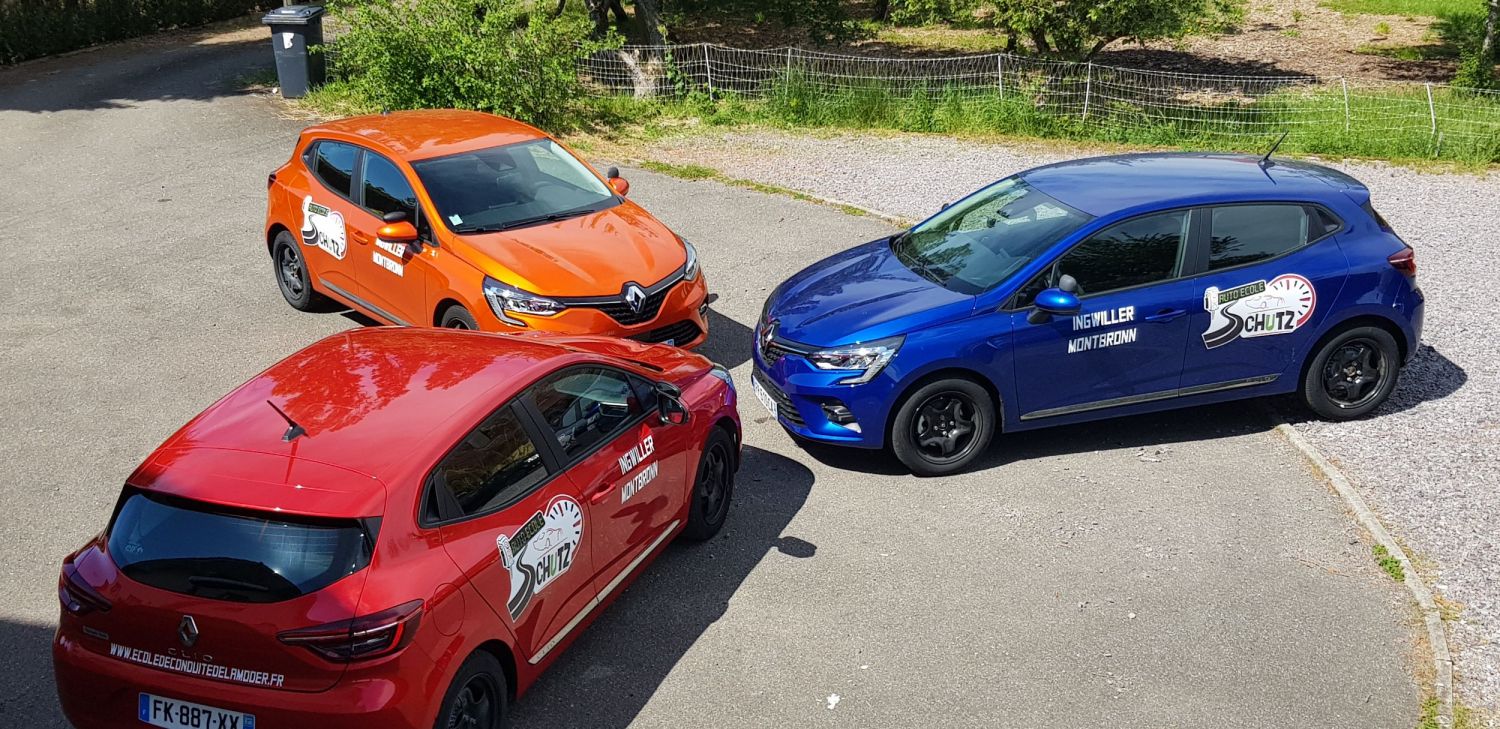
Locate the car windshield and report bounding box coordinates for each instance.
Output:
[411,139,618,234]
[107,490,373,603]
[892,177,1091,295]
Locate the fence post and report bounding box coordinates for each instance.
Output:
[705,43,715,101]
[1425,83,1437,135]
[997,54,1005,98]
[1341,77,1350,132]
[1082,62,1092,120]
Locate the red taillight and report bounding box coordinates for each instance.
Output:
[58,562,111,616]
[1388,246,1416,277]
[278,600,423,662]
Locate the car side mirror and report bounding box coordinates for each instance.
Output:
[379,211,421,248]
[607,166,630,196]
[654,380,688,425]
[1027,287,1081,324]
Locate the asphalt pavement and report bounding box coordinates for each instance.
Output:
[0,22,1421,728]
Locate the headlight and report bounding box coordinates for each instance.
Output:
[682,239,700,280]
[806,335,904,385]
[483,277,566,326]
[707,364,734,390]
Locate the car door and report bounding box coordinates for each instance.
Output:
[1179,203,1349,389]
[433,402,596,662]
[297,140,363,301]
[352,151,443,327]
[523,366,690,598]
[1008,208,1200,421]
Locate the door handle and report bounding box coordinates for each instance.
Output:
[585,479,616,505]
[350,230,371,245]
[1145,308,1186,323]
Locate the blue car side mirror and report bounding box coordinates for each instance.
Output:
[1035,288,1081,315]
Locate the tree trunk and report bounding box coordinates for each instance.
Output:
[1484,0,1498,63]
[873,0,890,22]
[634,0,666,46]
[550,0,566,18]
[583,0,609,38]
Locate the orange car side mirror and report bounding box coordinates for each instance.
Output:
[378,221,419,242]
[606,166,630,196]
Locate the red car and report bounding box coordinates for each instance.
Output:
[53,327,740,729]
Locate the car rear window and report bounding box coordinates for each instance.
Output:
[107,490,373,603]
[310,141,358,198]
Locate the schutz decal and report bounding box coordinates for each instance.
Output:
[497,496,583,620]
[299,196,346,260]
[1202,274,1316,349]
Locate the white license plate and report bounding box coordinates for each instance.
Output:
[751,376,778,419]
[139,693,255,729]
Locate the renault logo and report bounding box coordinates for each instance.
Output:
[178,615,200,648]
[760,320,778,353]
[624,284,647,314]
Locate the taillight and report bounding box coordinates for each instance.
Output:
[59,562,112,616]
[278,600,423,662]
[1388,246,1416,277]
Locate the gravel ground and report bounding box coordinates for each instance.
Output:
[633,129,1500,716]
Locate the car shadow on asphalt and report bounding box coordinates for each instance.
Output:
[697,307,754,370]
[1277,343,1467,423]
[0,618,68,728]
[508,445,814,728]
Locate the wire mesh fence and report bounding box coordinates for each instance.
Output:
[579,44,1500,158]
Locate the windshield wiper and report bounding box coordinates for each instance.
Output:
[187,575,271,593]
[458,208,597,234]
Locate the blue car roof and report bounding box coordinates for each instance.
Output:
[1018,153,1367,218]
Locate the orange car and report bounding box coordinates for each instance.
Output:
[264,110,709,346]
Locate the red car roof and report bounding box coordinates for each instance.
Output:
[130,328,580,517]
[305,109,550,161]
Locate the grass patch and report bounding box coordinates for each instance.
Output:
[1320,0,1482,17]
[638,160,718,180]
[1373,544,1407,582]
[1355,42,1460,60]
[869,24,1011,53]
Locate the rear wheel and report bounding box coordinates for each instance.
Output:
[271,231,328,311]
[434,652,508,729]
[682,428,735,541]
[440,304,479,330]
[1301,325,1400,420]
[890,377,995,477]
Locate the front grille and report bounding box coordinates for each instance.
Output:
[630,320,701,345]
[561,277,681,326]
[754,370,805,427]
[761,339,796,366]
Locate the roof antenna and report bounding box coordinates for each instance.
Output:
[266,400,306,442]
[1260,131,1288,167]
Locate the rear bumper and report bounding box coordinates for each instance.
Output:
[54,630,437,729]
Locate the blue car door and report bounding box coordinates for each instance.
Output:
[1178,203,1349,390]
[1008,209,1199,422]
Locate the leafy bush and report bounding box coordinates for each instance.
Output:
[0,0,266,65]
[326,0,619,128]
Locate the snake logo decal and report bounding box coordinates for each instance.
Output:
[497,496,584,621]
[299,196,347,261]
[1202,274,1316,349]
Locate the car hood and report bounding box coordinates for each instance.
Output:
[515,332,712,385]
[456,201,686,296]
[767,238,973,346]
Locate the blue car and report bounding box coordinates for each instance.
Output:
[752,153,1423,475]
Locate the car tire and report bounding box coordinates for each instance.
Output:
[433,652,508,729]
[1301,325,1401,421]
[440,304,479,330]
[890,377,995,477]
[681,428,736,541]
[272,231,329,311]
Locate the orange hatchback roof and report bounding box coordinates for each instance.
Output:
[305,109,549,161]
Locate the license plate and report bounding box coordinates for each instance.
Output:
[139,693,255,729]
[662,338,675,346]
[751,376,777,419]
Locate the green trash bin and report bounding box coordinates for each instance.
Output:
[261,5,326,99]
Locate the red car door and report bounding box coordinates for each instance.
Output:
[523,367,690,597]
[433,402,596,662]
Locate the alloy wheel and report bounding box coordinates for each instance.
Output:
[1322,337,1386,408]
[912,392,979,462]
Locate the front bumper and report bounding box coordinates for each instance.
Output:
[751,337,895,449]
[54,630,439,729]
[476,274,710,349]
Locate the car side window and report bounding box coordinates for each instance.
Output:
[1056,210,1189,297]
[310,141,359,198]
[362,153,420,226]
[1207,204,1320,271]
[530,367,644,460]
[432,405,548,518]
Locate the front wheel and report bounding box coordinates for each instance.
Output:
[1301,325,1400,420]
[681,428,736,541]
[440,304,479,330]
[433,652,508,729]
[890,378,995,477]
